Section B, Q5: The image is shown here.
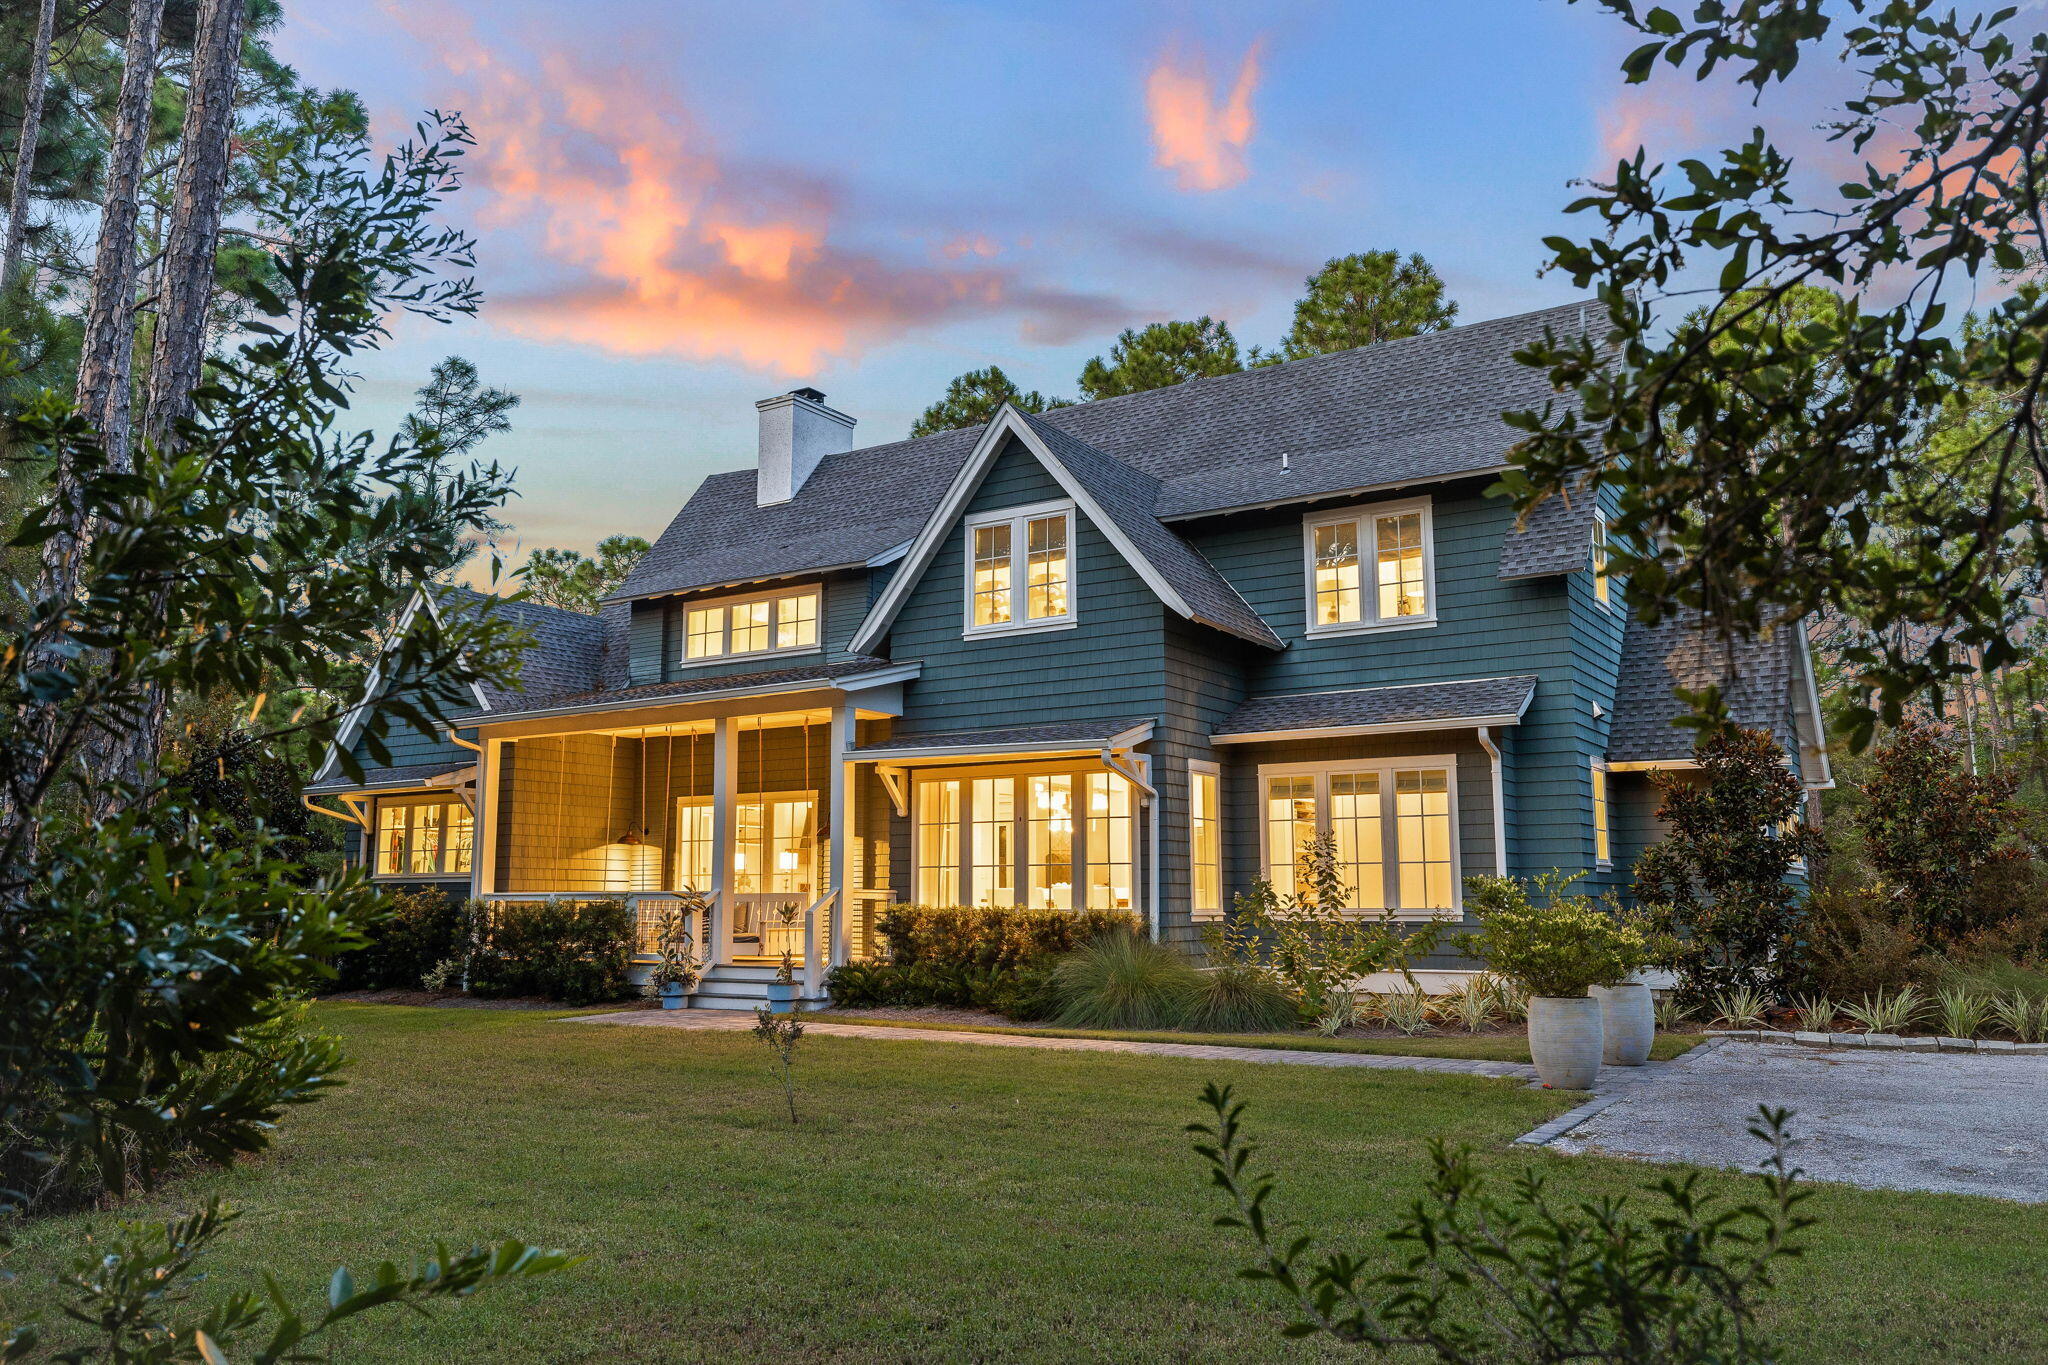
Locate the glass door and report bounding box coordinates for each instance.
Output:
[732,794,817,959]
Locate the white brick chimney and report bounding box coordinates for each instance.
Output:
[755,386,855,505]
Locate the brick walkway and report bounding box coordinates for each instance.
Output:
[566,1008,1542,1080]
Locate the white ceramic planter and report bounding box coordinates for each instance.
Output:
[1527,995,1603,1089]
[1590,982,1654,1066]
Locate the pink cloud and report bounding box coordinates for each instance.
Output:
[383,3,1126,374]
[1145,37,1266,192]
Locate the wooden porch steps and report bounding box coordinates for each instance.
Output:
[686,961,824,1012]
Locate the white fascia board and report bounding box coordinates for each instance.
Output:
[850,406,1199,655]
[1211,713,1527,745]
[312,586,430,784]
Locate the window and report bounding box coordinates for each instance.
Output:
[964,502,1074,636]
[1591,763,1611,866]
[918,764,1139,911]
[730,794,817,897]
[1592,510,1612,607]
[373,797,473,877]
[681,585,820,664]
[1304,499,1435,634]
[675,799,714,890]
[1256,759,1459,916]
[1189,762,1222,920]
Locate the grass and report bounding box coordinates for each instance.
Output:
[810,1011,1705,1063]
[6,1004,2045,1362]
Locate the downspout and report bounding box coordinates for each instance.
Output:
[1475,727,1507,877]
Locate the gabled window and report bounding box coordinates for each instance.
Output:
[963,500,1075,637]
[681,584,820,665]
[373,796,473,877]
[1592,509,1613,608]
[1591,762,1611,866]
[1303,497,1436,635]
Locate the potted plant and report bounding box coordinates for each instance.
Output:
[764,949,801,1013]
[1462,872,1649,1089]
[642,907,701,1010]
[1589,978,1656,1066]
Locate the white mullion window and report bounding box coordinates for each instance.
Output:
[1189,761,1222,920]
[1591,762,1611,867]
[680,584,822,666]
[1303,497,1437,636]
[1591,509,1613,608]
[963,500,1076,638]
[915,763,1137,909]
[372,796,473,878]
[1257,757,1460,918]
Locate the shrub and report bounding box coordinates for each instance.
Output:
[876,904,1140,972]
[467,898,634,1005]
[330,888,465,992]
[1461,871,1648,999]
[1208,831,1432,1015]
[1856,720,2031,947]
[1789,886,1930,999]
[1051,931,1202,1029]
[1839,986,1926,1035]
[1633,726,1819,1008]
[1936,986,1992,1039]
[1176,964,1297,1033]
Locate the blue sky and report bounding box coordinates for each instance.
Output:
[268,1,1770,565]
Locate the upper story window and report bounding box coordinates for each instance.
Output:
[1303,497,1436,636]
[964,501,1075,637]
[682,584,820,664]
[1592,509,1613,607]
[374,796,472,878]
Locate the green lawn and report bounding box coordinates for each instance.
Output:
[808,1012,1703,1062]
[7,1004,2045,1362]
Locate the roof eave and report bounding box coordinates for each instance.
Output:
[600,560,870,607]
[1156,463,1510,524]
[1213,712,1528,745]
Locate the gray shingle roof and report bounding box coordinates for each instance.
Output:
[608,300,1594,603]
[436,587,607,710]
[484,656,902,720]
[1214,676,1538,739]
[854,717,1153,758]
[1498,482,1598,579]
[305,761,473,795]
[1019,414,1282,649]
[1607,611,1797,763]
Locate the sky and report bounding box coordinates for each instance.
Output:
[268,0,1868,568]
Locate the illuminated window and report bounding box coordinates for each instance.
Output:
[372,797,472,877]
[916,779,961,904]
[1592,511,1612,607]
[964,503,1075,635]
[732,796,815,897]
[918,766,1138,911]
[1264,775,1318,892]
[1257,761,1459,916]
[681,586,821,662]
[1303,499,1434,633]
[1189,764,1221,920]
[1028,774,1075,909]
[1591,763,1611,865]
[1084,772,1133,910]
[674,799,714,890]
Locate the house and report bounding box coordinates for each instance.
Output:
[305,301,1831,1007]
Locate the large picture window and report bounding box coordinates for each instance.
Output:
[681,585,820,664]
[1303,498,1435,635]
[1257,758,1459,916]
[917,764,1139,911]
[373,797,473,877]
[963,501,1074,637]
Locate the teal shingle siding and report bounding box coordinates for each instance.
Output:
[625,571,874,687]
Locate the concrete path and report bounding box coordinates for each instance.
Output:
[567,1008,1542,1080]
[1550,1039,2048,1202]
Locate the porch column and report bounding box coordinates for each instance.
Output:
[474,738,503,897]
[827,701,853,969]
[710,715,738,967]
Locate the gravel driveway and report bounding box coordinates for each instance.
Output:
[1552,1040,2048,1202]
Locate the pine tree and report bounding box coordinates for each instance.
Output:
[1077,317,1242,401]
[1278,251,1456,359]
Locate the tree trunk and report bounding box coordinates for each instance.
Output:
[67,0,165,477]
[0,0,56,291]
[142,0,244,450]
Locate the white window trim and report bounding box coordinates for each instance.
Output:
[1255,755,1462,919]
[675,582,825,670]
[1591,508,1614,611]
[1188,759,1224,922]
[369,793,474,880]
[1591,760,1612,869]
[1301,495,1439,638]
[910,760,1139,912]
[961,498,1078,640]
